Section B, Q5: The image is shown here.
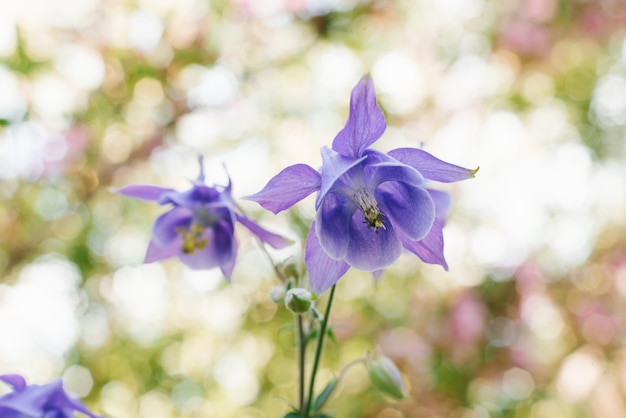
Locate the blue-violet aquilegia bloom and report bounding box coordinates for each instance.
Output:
[248,75,477,294]
[0,374,100,418]
[118,156,289,278]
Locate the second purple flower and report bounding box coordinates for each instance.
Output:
[119,156,289,279]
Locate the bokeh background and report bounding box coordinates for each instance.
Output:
[2,0,626,416]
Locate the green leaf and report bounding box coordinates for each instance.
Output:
[325,327,336,343]
[307,326,336,344]
[282,413,302,418]
[313,414,334,418]
[313,378,338,412]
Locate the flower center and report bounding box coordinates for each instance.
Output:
[353,188,386,232]
[193,208,217,228]
[176,223,209,254]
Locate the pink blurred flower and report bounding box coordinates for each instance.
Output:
[449,291,486,345]
[377,327,431,368]
[522,0,557,23]
[499,21,550,57]
[515,261,547,297]
[41,126,88,177]
[573,301,618,346]
[580,9,610,35]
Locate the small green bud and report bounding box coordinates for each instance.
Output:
[285,288,312,314]
[269,285,286,304]
[366,351,407,399]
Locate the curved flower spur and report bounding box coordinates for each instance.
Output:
[118,156,289,279]
[247,75,477,294]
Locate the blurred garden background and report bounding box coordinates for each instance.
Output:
[2,0,626,416]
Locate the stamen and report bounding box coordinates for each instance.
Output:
[176,223,209,254]
[353,189,386,233]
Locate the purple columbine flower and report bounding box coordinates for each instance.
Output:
[118,156,289,279]
[247,75,477,294]
[0,374,100,418]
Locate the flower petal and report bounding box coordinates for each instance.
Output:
[344,212,403,271]
[151,207,192,246]
[215,219,238,279]
[427,188,452,221]
[52,393,101,418]
[305,223,350,294]
[196,154,206,183]
[246,164,321,214]
[332,75,386,158]
[178,240,218,270]
[398,219,448,269]
[159,184,223,208]
[145,237,181,263]
[316,146,364,208]
[235,214,291,249]
[316,192,355,259]
[376,182,435,241]
[0,375,26,391]
[362,150,425,188]
[116,185,175,201]
[0,377,100,418]
[387,148,478,183]
[220,250,237,279]
[178,218,236,272]
[0,379,60,416]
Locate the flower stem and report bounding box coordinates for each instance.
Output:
[304,284,337,417]
[338,357,366,382]
[297,314,306,412]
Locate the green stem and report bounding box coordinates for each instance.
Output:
[297,314,306,412]
[304,284,337,417]
[337,358,366,382]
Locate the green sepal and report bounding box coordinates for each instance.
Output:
[285,288,313,314]
[309,306,324,322]
[313,378,338,412]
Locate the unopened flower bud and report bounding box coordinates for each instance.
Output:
[366,352,406,399]
[285,288,312,314]
[269,285,286,304]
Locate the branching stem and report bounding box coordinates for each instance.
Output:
[304,284,337,417]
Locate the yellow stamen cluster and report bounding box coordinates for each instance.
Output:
[176,223,209,254]
[353,189,386,233]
